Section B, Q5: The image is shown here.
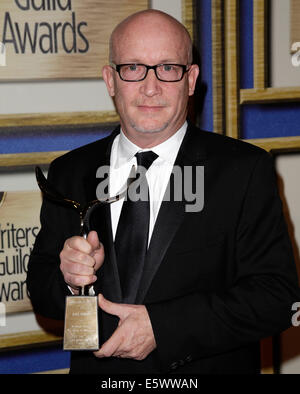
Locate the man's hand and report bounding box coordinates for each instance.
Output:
[59,230,104,293]
[94,294,157,360]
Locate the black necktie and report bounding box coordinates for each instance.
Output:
[114,151,158,303]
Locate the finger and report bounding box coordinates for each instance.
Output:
[64,271,97,289]
[61,247,96,268]
[94,326,124,358]
[60,253,97,289]
[66,235,96,255]
[87,232,104,271]
[61,259,97,283]
[98,294,129,319]
[61,258,96,276]
[92,245,105,271]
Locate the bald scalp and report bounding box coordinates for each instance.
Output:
[109,9,193,64]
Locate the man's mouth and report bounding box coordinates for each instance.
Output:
[137,105,165,112]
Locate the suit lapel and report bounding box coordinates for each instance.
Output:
[136,124,206,303]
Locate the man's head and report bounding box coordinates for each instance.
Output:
[102,9,199,148]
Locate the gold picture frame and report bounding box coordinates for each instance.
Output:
[213,0,300,152]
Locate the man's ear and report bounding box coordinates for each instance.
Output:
[102,65,115,97]
[188,64,200,96]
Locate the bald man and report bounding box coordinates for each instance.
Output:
[27,10,299,374]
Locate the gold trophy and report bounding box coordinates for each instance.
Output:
[35,166,133,351]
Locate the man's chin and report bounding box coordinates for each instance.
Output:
[132,122,169,134]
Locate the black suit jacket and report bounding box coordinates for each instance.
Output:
[27,124,299,374]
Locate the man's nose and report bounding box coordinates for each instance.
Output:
[139,69,162,96]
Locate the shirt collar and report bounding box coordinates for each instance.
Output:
[116,121,187,168]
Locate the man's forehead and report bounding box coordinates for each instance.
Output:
[114,11,185,36]
[113,30,187,62]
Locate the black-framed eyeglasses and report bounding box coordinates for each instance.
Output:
[110,62,190,82]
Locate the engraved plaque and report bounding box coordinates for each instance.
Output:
[64,296,99,351]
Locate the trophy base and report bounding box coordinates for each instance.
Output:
[63,295,99,351]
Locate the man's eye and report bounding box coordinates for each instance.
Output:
[129,65,137,71]
[163,65,173,72]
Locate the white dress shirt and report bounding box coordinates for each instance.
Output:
[109,122,187,245]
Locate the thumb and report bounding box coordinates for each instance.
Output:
[87,230,101,252]
[98,293,126,319]
[87,231,104,271]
